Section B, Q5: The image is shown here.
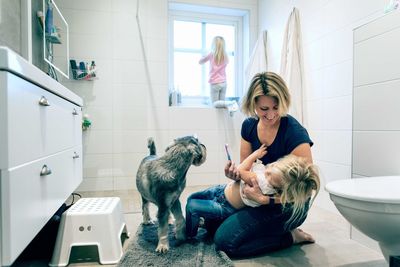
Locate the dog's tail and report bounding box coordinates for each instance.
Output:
[147,137,156,156]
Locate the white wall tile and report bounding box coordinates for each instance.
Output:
[306,99,324,130]
[353,131,400,176]
[147,107,170,130]
[113,83,149,108]
[83,130,113,154]
[323,60,352,98]
[354,6,400,43]
[77,177,114,191]
[168,107,219,130]
[113,176,136,190]
[112,0,138,14]
[323,27,353,67]
[57,0,112,12]
[112,60,147,84]
[112,130,149,153]
[323,96,352,130]
[323,130,352,165]
[63,9,112,35]
[146,84,169,108]
[113,153,141,177]
[308,130,324,161]
[69,34,113,60]
[113,107,148,130]
[306,69,324,101]
[354,26,400,86]
[84,106,113,130]
[354,79,400,131]
[83,154,113,178]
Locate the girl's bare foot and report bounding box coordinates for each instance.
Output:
[291,228,315,244]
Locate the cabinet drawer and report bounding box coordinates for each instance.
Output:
[1,147,82,265]
[6,73,82,168]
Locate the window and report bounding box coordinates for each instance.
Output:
[169,4,247,106]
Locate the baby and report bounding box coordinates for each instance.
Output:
[185,144,320,239]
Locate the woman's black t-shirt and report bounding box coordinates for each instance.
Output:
[241,115,313,165]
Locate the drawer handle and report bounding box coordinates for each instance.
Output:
[38,96,50,106]
[72,108,79,115]
[40,165,52,176]
[73,152,80,159]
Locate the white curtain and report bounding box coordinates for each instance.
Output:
[280,7,305,124]
[245,31,268,88]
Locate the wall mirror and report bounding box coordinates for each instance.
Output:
[43,0,69,80]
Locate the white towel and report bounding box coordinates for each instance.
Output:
[245,31,268,88]
[280,7,305,124]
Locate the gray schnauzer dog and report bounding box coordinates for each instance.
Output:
[136,135,206,253]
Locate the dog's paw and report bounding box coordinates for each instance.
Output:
[155,243,169,253]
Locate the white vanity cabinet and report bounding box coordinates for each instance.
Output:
[0,47,83,266]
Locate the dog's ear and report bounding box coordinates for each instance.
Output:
[190,142,206,166]
[192,134,198,141]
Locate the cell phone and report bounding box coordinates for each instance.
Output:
[224,144,231,161]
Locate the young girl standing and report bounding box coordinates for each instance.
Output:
[199,36,238,115]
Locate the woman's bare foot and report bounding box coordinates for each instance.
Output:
[291,228,315,244]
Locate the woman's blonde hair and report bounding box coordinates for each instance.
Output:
[241,72,291,117]
[212,36,228,65]
[272,155,320,230]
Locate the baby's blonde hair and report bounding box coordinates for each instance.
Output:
[241,72,291,117]
[272,155,320,229]
[212,36,227,65]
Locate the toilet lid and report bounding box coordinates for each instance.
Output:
[325,176,400,203]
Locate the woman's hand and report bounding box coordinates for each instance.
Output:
[242,178,265,204]
[224,161,240,181]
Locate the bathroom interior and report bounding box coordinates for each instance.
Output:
[1,0,400,266]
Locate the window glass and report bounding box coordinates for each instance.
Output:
[174,21,202,50]
[174,52,202,96]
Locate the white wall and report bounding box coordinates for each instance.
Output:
[57,0,258,191]
[258,0,387,213]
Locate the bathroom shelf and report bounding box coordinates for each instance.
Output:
[71,68,98,81]
[70,59,98,81]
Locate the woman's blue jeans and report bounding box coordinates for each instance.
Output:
[185,184,237,238]
[214,202,308,258]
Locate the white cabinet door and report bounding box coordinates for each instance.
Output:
[5,73,81,168]
[1,147,82,265]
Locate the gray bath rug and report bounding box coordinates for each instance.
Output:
[118,223,233,267]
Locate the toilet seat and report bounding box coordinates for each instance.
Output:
[325,176,400,204]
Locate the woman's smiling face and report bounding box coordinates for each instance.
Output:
[255,95,280,125]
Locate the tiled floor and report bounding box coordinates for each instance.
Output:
[12,186,387,267]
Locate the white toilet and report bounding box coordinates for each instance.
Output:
[325,176,400,262]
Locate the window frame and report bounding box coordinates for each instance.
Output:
[168,9,244,106]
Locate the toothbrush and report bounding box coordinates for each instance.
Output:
[224,144,231,161]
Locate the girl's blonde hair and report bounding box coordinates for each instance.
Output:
[212,36,228,65]
[241,72,291,117]
[272,155,320,230]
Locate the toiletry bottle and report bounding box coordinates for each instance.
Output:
[91,61,96,77]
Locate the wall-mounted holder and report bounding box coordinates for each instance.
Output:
[70,59,98,81]
[42,0,70,81]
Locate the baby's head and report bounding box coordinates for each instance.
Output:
[265,155,320,228]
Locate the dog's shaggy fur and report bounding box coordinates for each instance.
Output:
[136,136,207,253]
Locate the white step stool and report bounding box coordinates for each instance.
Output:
[49,197,129,266]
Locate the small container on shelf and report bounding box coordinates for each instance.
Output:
[70,59,98,81]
